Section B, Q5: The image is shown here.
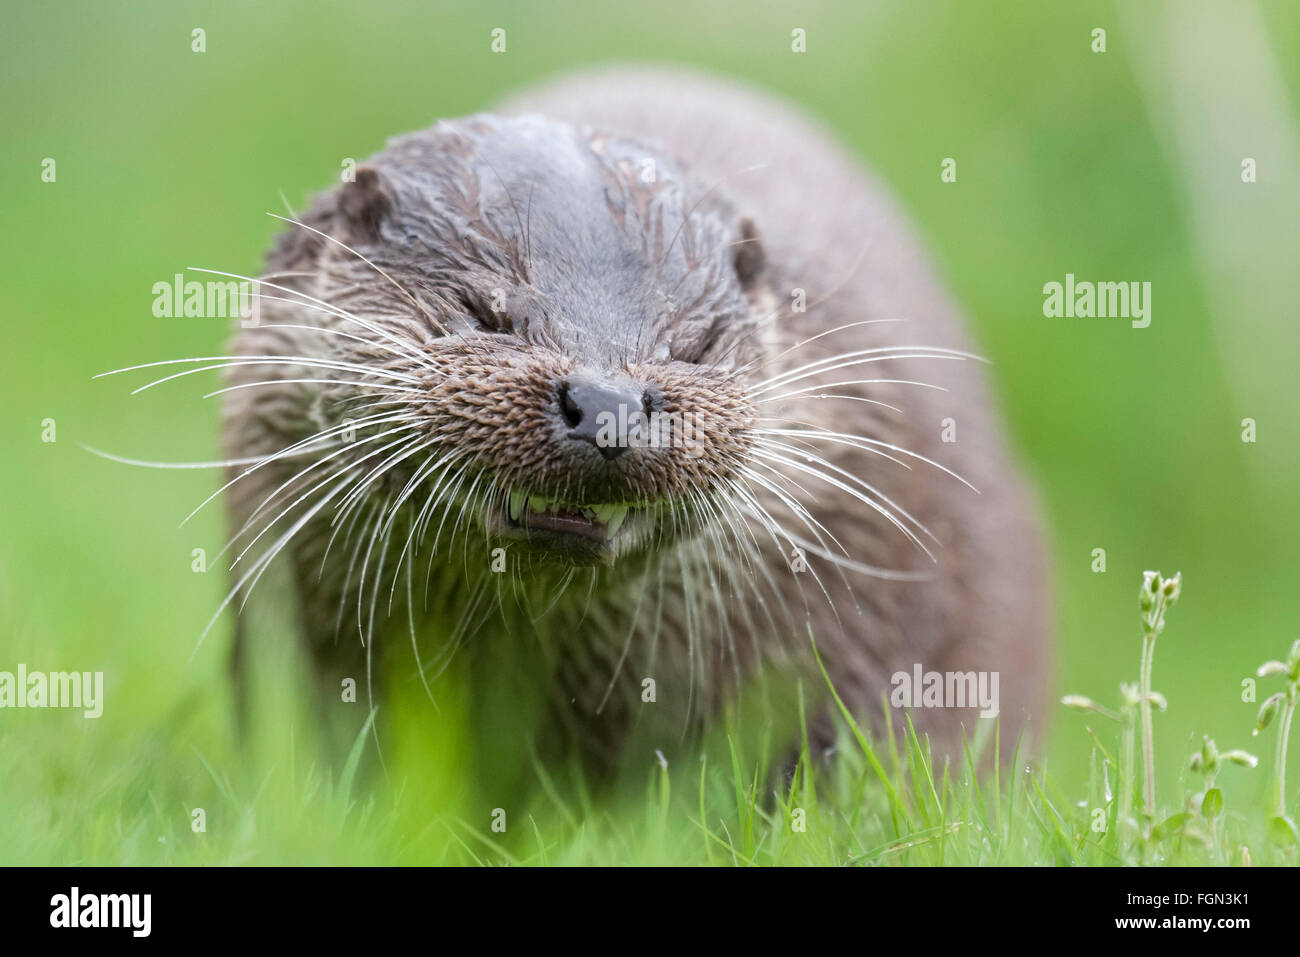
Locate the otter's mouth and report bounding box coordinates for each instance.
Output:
[506,493,631,542]
[492,493,636,560]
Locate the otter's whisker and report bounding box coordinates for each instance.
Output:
[333,498,382,639]
[534,566,579,624]
[125,357,423,394]
[755,438,940,546]
[321,484,374,583]
[267,213,457,339]
[79,446,301,471]
[754,376,949,406]
[717,485,801,640]
[727,472,841,617]
[739,459,854,559]
[404,560,441,713]
[730,472,929,583]
[202,378,422,399]
[754,421,911,471]
[762,393,904,414]
[386,455,460,575]
[757,426,979,493]
[355,491,396,645]
[94,353,419,384]
[423,579,493,685]
[195,470,359,659]
[726,318,907,377]
[226,436,422,595]
[235,308,434,366]
[737,464,861,623]
[750,446,935,560]
[220,431,417,573]
[328,435,436,525]
[688,491,745,691]
[749,346,983,396]
[229,423,423,554]
[382,447,458,538]
[187,265,440,374]
[595,569,652,714]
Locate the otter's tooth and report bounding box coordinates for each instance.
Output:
[508,492,525,521]
[604,505,629,538]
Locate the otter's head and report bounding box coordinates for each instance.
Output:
[261,114,770,567]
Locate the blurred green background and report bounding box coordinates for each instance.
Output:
[2,0,1298,862]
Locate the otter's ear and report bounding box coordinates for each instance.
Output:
[733,217,765,291]
[338,166,392,241]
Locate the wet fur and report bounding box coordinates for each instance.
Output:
[223,68,1051,776]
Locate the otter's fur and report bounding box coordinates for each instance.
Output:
[222,69,1050,778]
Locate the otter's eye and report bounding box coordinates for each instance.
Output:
[733,217,764,291]
[681,316,727,364]
[458,293,515,335]
[468,306,506,333]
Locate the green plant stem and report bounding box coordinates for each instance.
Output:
[1139,633,1158,820]
[1273,687,1297,819]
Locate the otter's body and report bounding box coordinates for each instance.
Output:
[222,69,1049,778]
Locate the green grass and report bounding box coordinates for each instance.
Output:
[2,0,1298,865]
[2,570,1295,866]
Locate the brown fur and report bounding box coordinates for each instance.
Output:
[222,68,1051,777]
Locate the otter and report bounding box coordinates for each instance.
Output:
[220,68,1050,780]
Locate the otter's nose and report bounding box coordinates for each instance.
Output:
[557,376,651,461]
